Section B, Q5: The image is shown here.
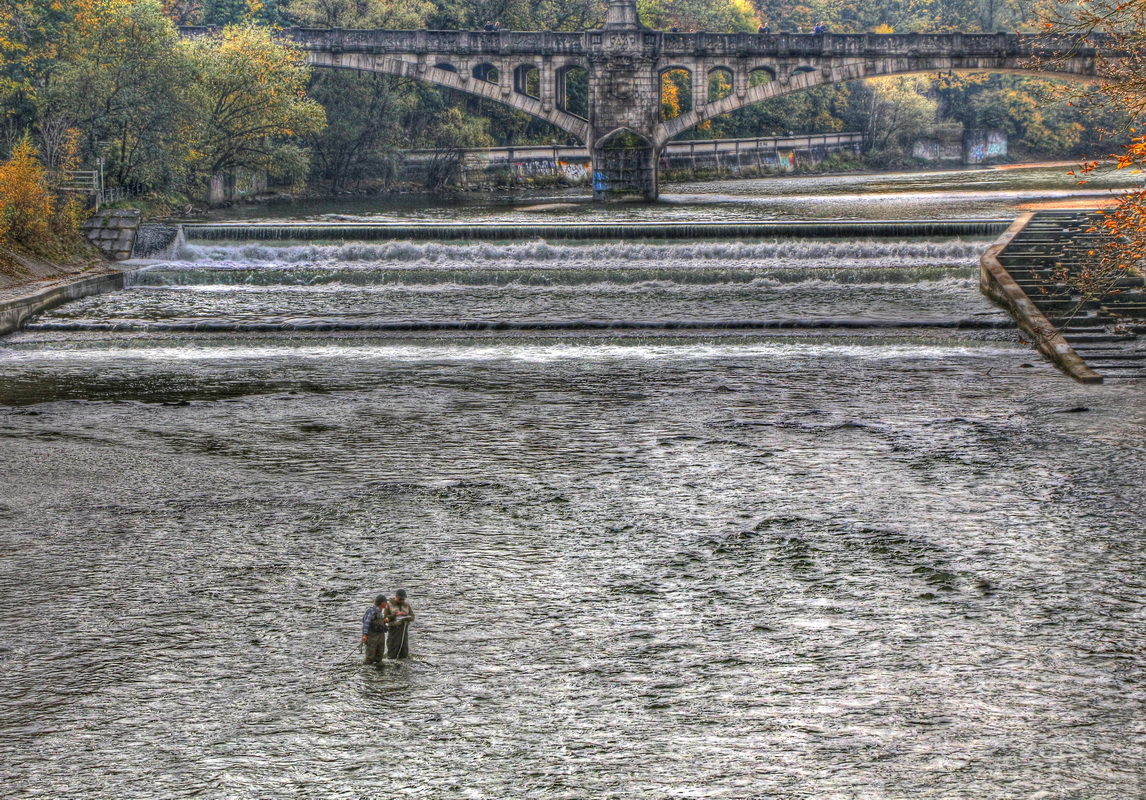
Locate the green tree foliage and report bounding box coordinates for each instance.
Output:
[749,0,1036,34]
[282,0,434,28]
[0,0,82,129]
[429,0,604,31]
[182,24,326,185]
[855,76,936,153]
[44,0,193,189]
[414,105,493,189]
[306,72,414,190]
[639,0,759,31]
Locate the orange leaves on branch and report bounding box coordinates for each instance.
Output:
[0,137,54,248]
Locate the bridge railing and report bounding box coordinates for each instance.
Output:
[178,26,1114,61]
[179,26,590,56]
[400,132,865,164]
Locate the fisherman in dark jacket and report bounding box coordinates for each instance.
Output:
[386,589,415,659]
[361,595,390,664]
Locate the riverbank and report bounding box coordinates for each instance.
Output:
[0,247,121,336]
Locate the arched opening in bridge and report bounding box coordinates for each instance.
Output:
[473,63,499,84]
[749,67,775,87]
[790,66,817,79]
[557,66,589,119]
[434,62,458,73]
[660,68,693,121]
[708,68,734,103]
[593,128,657,201]
[514,64,540,98]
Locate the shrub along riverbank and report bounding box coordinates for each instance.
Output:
[0,138,105,292]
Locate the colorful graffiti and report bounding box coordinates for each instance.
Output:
[508,159,591,183]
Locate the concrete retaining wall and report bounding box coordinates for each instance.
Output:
[0,272,125,337]
[979,213,1101,384]
[83,209,142,260]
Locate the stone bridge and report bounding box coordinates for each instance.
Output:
[183,0,1119,201]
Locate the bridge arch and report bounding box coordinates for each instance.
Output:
[472,62,499,83]
[556,64,589,119]
[749,66,776,84]
[304,51,592,144]
[707,67,734,104]
[514,64,540,98]
[659,65,695,121]
[655,61,1103,148]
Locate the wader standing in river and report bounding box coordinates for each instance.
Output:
[361,595,390,664]
[386,589,414,659]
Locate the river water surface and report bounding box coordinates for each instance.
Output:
[1,166,1144,798]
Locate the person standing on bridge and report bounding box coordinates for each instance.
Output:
[386,589,415,659]
[361,594,390,665]
[759,22,771,34]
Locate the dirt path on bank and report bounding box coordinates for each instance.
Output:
[0,247,116,304]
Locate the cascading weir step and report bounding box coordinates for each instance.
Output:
[980,209,1146,382]
[180,219,1011,242]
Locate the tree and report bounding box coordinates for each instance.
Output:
[0,136,52,246]
[181,23,326,188]
[43,0,195,190]
[856,76,936,154]
[415,106,493,189]
[1041,0,1146,283]
[306,71,415,191]
[282,0,433,28]
[0,135,83,256]
[638,0,758,32]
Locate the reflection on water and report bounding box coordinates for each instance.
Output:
[1,167,1144,798]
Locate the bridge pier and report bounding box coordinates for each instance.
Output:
[591,133,660,202]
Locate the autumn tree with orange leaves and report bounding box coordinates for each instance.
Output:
[0,135,86,259]
[1042,0,1146,283]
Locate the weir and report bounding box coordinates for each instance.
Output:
[179,219,1011,242]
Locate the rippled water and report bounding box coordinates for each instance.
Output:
[2,168,1145,798]
[208,164,1142,223]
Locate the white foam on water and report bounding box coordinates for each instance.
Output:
[165,238,989,268]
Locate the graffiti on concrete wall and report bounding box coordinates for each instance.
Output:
[964,129,1007,164]
[508,159,591,183]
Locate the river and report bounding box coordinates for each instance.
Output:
[1,165,1143,798]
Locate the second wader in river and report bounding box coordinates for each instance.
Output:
[386,589,414,659]
[361,595,390,664]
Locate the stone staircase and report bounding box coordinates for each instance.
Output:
[995,209,1146,380]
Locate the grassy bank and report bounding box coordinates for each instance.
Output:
[0,244,111,297]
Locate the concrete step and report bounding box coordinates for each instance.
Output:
[1065,333,1138,343]
[1090,362,1146,371]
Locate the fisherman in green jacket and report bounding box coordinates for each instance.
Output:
[386,589,414,659]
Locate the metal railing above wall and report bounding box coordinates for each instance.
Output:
[401,132,865,165]
[56,169,138,208]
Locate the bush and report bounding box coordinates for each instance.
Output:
[0,137,54,247]
[0,135,86,259]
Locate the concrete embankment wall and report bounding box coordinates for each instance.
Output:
[83,209,142,260]
[0,272,125,337]
[399,133,865,186]
[979,213,1101,384]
